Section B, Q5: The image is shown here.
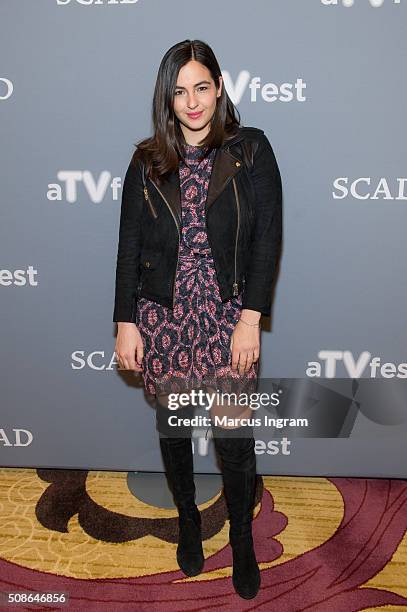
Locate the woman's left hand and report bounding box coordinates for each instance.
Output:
[230,320,260,375]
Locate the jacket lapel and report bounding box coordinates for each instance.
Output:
[205,147,243,212]
[149,128,245,226]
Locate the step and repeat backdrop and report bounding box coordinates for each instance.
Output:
[1,0,406,477]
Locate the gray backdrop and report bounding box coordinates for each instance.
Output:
[1,0,406,477]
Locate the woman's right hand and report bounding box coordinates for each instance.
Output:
[115,322,144,372]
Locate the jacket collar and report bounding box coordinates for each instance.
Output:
[148,127,245,229]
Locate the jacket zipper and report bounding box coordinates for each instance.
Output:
[205,151,241,298]
[232,177,240,296]
[143,186,158,220]
[149,179,180,308]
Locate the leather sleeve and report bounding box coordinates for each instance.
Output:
[241,133,283,317]
[112,157,144,323]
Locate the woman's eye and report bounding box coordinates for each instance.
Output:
[174,87,209,96]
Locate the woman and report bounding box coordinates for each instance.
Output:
[113,39,282,600]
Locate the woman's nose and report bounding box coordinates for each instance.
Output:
[187,93,198,108]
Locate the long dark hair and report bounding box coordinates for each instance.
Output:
[132,39,241,183]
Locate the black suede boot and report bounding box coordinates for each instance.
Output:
[156,401,204,577]
[212,424,260,599]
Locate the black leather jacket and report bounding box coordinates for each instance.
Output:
[113,126,282,322]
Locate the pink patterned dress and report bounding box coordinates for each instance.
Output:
[135,143,259,396]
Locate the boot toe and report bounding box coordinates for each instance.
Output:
[177,510,204,577]
[232,566,261,599]
[176,549,204,577]
[230,535,261,599]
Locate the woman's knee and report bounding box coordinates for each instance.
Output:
[155,392,195,438]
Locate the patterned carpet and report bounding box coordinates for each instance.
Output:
[0,469,407,611]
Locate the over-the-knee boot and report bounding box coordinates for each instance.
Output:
[156,401,204,577]
[212,424,260,599]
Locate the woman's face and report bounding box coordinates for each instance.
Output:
[173,59,222,144]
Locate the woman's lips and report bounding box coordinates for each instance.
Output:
[187,111,203,119]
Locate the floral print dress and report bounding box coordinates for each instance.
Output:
[135,143,259,396]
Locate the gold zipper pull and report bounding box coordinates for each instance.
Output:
[144,186,158,219]
[233,282,239,296]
